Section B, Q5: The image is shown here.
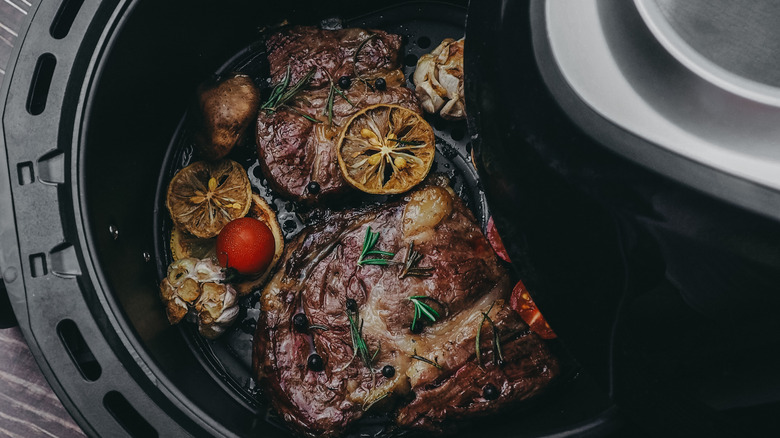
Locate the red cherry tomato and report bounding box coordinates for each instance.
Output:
[486,216,511,263]
[216,217,275,275]
[510,280,557,340]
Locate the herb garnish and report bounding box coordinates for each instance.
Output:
[286,106,322,124]
[475,302,504,367]
[410,350,442,369]
[387,138,426,147]
[346,304,379,368]
[362,392,390,412]
[408,295,441,332]
[308,324,329,331]
[323,76,356,127]
[353,34,379,90]
[262,66,316,114]
[324,81,336,126]
[399,242,434,279]
[357,226,395,266]
[332,84,355,107]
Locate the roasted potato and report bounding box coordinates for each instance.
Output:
[193,74,261,160]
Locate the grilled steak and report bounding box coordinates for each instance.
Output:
[253,177,559,437]
[256,26,421,203]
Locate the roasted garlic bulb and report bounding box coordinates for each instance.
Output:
[413,38,465,120]
[159,257,239,339]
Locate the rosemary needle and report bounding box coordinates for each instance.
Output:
[399,241,434,279]
[476,301,496,367]
[357,226,395,266]
[408,295,441,332]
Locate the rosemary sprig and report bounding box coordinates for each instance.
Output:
[408,295,441,332]
[475,302,504,367]
[322,78,356,127]
[262,65,291,110]
[346,305,379,368]
[486,313,504,366]
[332,85,355,107]
[324,81,335,126]
[353,34,378,90]
[286,106,322,124]
[357,226,395,266]
[399,242,434,279]
[410,350,442,369]
[262,66,316,112]
[387,138,426,147]
[362,392,390,412]
[308,324,329,331]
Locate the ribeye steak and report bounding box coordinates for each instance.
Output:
[256,26,421,203]
[253,177,559,437]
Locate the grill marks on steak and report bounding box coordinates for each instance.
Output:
[253,179,559,437]
[257,26,421,203]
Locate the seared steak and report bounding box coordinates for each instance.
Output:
[253,177,559,437]
[256,26,421,203]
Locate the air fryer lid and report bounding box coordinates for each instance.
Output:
[465,1,780,437]
[535,0,780,221]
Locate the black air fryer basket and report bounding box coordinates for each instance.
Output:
[4,1,780,437]
[0,1,619,437]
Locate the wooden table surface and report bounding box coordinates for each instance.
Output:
[0,327,87,438]
[1,0,87,436]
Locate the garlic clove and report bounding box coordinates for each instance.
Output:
[413,38,466,120]
[159,256,239,339]
[416,81,446,114]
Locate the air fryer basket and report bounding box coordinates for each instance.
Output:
[0,1,619,437]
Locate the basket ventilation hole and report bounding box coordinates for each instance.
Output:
[56,319,101,381]
[451,127,466,142]
[417,36,431,49]
[26,53,56,116]
[29,253,47,277]
[103,391,159,438]
[16,162,34,185]
[50,0,84,39]
[50,243,82,277]
[37,150,65,185]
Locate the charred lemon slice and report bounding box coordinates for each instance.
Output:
[169,194,285,295]
[170,227,217,261]
[166,160,252,238]
[337,104,436,195]
[232,193,286,296]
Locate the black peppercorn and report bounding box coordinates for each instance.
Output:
[338,75,352,90]
[482,383,500,400]
[346,298,358,312]
[381,365,395,378]
[292,313,309,332]
[410,321,424,334]
[307,353,324,372]
[307,181,320,194]
[374,77,387,91]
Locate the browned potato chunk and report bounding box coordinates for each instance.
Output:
[193,74,261,160]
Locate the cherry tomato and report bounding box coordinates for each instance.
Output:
[216,217,275,275]
[510,280,557,340]
[486,217,511,263]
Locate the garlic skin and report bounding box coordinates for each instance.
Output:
[159,257,239,339]
[413,38,465,120]
[195,281,239,339]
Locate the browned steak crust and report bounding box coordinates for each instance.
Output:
[253,179,559,437]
